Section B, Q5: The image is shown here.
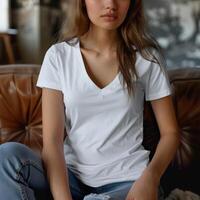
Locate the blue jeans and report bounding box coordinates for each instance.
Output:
[0,142,165,200]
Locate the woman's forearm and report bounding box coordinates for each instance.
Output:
[144,132,180,183]
[42,143,73,200]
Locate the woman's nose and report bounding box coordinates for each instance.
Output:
[104,0,117,11]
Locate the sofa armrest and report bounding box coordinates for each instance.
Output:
[0,64,42,154]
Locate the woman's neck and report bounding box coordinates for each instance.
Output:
[80,25,119,54]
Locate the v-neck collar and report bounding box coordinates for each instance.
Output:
[76,39,121,93]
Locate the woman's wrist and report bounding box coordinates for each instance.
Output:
[142,168,161,186]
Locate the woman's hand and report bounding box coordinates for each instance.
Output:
[125,170,160,200]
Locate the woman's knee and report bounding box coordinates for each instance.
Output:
[0,142,37,167]
[1,142,30,157]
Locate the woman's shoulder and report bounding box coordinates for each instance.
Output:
[135,48,164,78]
[135,51,152,77]
[46,38,79,56]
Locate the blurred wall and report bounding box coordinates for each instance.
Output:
[144,0,200,68]
[11,1,60,64]
[0,0,10,31]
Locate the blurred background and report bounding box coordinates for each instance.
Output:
[0,0,200,69]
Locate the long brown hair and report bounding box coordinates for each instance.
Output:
[59,0,165,96]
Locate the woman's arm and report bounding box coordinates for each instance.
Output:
[126,95,180,200]
[144,95,180,181]
[41,88,73,200]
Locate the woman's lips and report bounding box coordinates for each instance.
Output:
[101,14,118,21]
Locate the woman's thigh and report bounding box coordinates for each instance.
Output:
[0,142,53,200]
[67,168,89,200]
[83,182,165,200]
[83,181,133,200]
[0,142,92,200]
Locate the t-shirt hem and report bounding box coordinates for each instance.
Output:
[36,82,62,91]
[79,171,142,187]
[71,164,147,187]
[145,90,171,101]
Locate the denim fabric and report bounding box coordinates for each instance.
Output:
[82,181,165,200]
[0,142,165,200]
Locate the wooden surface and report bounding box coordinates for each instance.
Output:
[0,29,17,64]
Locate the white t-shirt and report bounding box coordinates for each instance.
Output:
[36,39,172,187]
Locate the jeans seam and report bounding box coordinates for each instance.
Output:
[15,160,44,200]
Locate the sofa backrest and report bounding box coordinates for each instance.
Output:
[0,65,42,154]
[0,65,200,194]
[143,67,200,194]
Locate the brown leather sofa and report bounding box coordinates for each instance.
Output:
[0,64,200,197]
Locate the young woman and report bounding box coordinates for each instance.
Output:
[0,0,180,199]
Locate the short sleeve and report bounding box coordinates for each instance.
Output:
[140,61,172,101]
[36,45,62,91]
